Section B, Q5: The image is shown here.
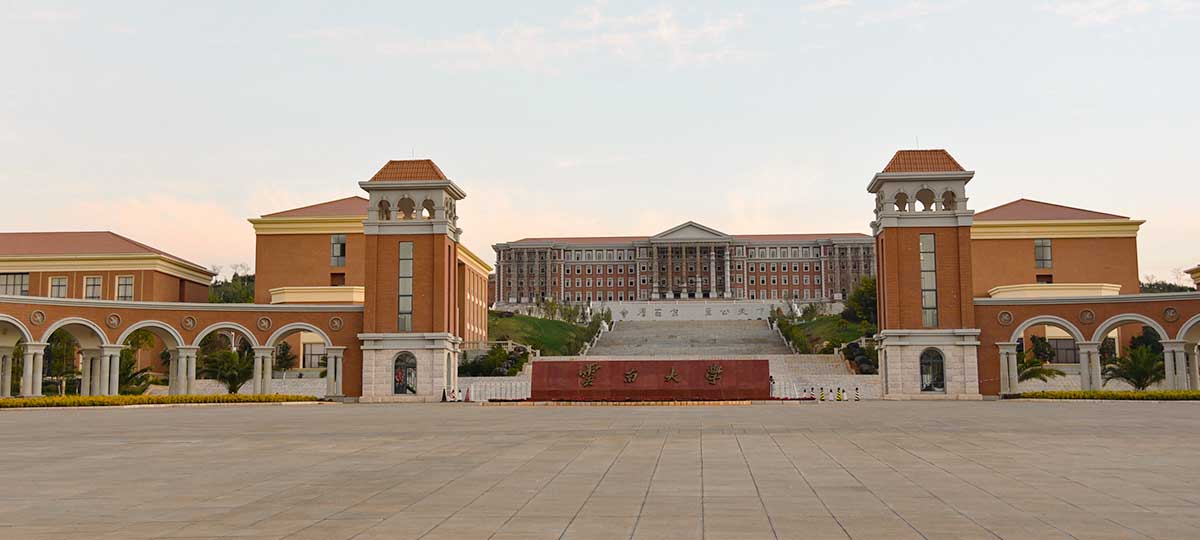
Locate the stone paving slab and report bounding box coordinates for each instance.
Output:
[2,402,1200,539]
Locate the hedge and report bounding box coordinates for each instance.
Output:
[1019,390,1200,401]
[0,394,319,409]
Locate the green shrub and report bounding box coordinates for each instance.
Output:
[0,394,318,408]
[1018,390,1200,400]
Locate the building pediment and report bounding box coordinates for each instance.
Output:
[650,221,731,242]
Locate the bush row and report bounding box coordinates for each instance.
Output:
[1019,390,1200,401]
[0,394,319,408]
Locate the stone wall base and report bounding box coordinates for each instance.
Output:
[878,329,982,400]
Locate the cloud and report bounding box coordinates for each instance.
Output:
[296,3,751,71]
[1037,0,1196,25]
[857,1,959,25]
[801,0,854,12]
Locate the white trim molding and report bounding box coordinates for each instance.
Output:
[971,219,1144,240]
[269,286,365,304]
[0,294,363,313]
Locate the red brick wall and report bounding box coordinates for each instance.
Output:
[254,232,365,303]
[876,226,973,330]
[971,237,1140,297]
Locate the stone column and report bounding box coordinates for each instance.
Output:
[252,349,264,394]
[326,346,346,397]
[997,343,1017,395]
[1163,347,1177,390]
[0,348,12,398]
[177,346,198,395]
[103,346,122,396]
[1191,345,1200,391]
[667,247,674,299]
[1163,341,1189,390]
[20,349,34,396]
[1077,342,1100,391]
[723,248,732,298]
[79,350,92,396]
[253,347,273,394]
[32,350,45,397]
[708,248,716,299]
[650,246,659,300]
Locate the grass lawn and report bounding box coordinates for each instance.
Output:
[488,312,592,356]
[793,315,868,345]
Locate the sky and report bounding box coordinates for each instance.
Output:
[1,0,1197,284]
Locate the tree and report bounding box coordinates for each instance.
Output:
[1102,346,1164,391]
[843,276,877,325]
[200,350,254,393]
[209,265,255,303]
[274,341,297,371]
[44,329,78,395]
[1129,326,1163,357]
[1141,274,1196,293]
[1018,350,1065,383]
[119,354,153,395]
[1026,335,1056,363]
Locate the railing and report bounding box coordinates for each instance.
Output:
[458,378,531,401]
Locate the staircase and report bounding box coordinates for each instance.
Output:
[587,320,793,356]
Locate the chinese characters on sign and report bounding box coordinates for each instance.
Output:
[623,368,639,383]
[664,368,680,383]
[578,363,601,387]
[705,364,723,385]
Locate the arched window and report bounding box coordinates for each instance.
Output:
[920,348,945,393]
[377,200,392,221]
[894,192,909,212]
[394,352,417,395]
[941,190,957,211]
[398,198,416,220]
[915,188,936,211]
[421,198,436,219]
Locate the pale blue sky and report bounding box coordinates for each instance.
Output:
[2,1,1197,284]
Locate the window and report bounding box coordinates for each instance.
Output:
[0,273,29,296]
[394,352,417,394]
[1048,339,1079,364]
[919,349,945,393]
[83,276,101,300]
[919,234,938,328]
[398,242,414,332]
[116,276,134,301]
[330,234,347,267]
[49,277,67,298]
[1034,239,1052,268]
[303,343,327,368]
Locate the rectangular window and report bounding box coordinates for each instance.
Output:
[49,276,67,298]
[303,343,327,368]
[1034,238,1052,268]
[920,234,938,328]
[84,276,101,299]
[330,234,347,267]
[0,273,29,296]
[398,242,414,332]
[116,276,134,301]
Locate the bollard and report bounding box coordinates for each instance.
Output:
[855,387,860,401]
[819,387,825,401]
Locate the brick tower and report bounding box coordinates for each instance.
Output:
[358,160,466,402]
[869,150,981,399]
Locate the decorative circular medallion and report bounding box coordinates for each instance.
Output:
[256,316,273,331]
[1164,307,1180,323]
[181,316,197,330]
[328,316,344,332]
[29,310,46,325]
[1079,309,1096,325]
[105,313,122,329]
[997,311,1014,326]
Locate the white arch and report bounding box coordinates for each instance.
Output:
[39,316,110,345]
[265,322,332,348]
[116,320,186,349]
[191,321,260,348]
[0,313,33,343]
[1091,313,1170,344]
[1009,315,1085,343]
[1178,313,1200,342]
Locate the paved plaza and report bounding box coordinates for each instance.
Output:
[3,402,1200,539]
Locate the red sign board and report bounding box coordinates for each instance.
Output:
[531,359,770,401]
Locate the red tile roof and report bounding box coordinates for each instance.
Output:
[975,199,1128,221]
[0,231,211,272]
[261,196,369,218]
[370,159,448,181]
[733,233,870,241]
[510,236,651,245]
[882,149,965,173]
[507,233,869,245]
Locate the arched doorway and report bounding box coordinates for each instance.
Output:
[266,323,343,397]
[1001,315,1087,394]
[919,348,945,393]
[117,321,186,395]
[39,317,112,397]
[192,322,260,395]
[394,352,417,395]
[0,314,32,397]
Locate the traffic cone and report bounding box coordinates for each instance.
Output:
[465,385,472,402]
[441,388,448,402]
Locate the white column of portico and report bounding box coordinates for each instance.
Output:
[27,345,47,397]
[1163,341,1189,390]
[166,350,177,395]
[175,347,198,394]
[172,350,185,395]
[252,347,272,394]
[19,347,34,397]
[1077,342,1100,391]
[723,248,732,298]
[997,343,1018,395]
[0,346,12,398]
[708,248,716,299]
[1190,344,1200,391]
[326,346,346,397]
[102,346,123,396]
[79,350,93,396]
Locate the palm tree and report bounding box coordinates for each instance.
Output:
[119,353,153,395]
[1018,350,1066,382]
[200,350,254,394]
[1102,346,1165,391]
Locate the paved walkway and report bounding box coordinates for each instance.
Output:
[2,401,1200,539]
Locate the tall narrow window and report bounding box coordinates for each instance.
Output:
[398,241,414,332]
[330,234,347,267]
[919,234,938,328]
[394,352,417,394]
[1034,238,1052,268]
[0,273,29,296]
[48,277,67,298]
[84,276,102,300]
[116,276,134,301]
